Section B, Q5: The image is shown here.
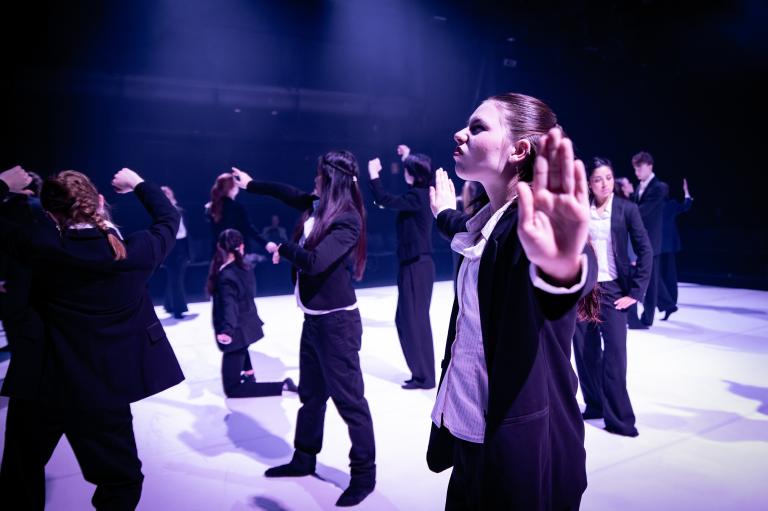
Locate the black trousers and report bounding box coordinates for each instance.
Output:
[395,256,436,387]
[573,280,637,434]
[0,398,143,510]
[657,252,679,313]
[163,237,189,316]
[222,347,283,398]
[294,309,376,484]
[640,255,661,325]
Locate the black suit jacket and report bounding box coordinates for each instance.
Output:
[661,197,693,254]
[427,204,597,510]
[634,176,669,254]
[212,263,264,352]
[369,178,432,262]
[610,196,653,300]
[0,181,185,407]
[246,180,361,311]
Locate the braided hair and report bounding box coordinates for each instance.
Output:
[41,170,127,261]
[206,228,250,296]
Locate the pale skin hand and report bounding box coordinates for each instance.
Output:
[231,167,252,189]
[614,296,637,310]
[111,168,145,194]
[516,128,590,286]
[368,158,382,180]
[428,168,456,218]
[216,333,233,345]
[683,178,690,197]
[0,166,32,193]
[266,241,281,264]
[397,144,411,161]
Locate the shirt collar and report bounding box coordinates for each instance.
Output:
[590,192,614,214]
[466,199,516,241]
[639,172,655,189]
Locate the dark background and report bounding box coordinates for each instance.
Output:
[2,0,766,300]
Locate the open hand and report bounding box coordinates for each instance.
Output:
[216,333,232,345]
[397,144,411,161]
[429,168,456,218]
[614,296,637,310]
[516,128,589,286]
[368,158,382,180]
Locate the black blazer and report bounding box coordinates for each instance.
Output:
[369,178,433,262]
[206,197,266,255]
[610,196,653,301]
[661,197,693,254]
[246,180,361,311]
[212,263,264,352]
[0,181,185,407]
[427,204,598,510]
[633,176,669,254]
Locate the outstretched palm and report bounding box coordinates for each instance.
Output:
[517,128,589,286]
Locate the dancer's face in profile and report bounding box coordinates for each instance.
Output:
[452,101,512,182]
[589,165,614,203]
[313,169,323,197]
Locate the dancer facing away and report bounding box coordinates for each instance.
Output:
[368,144,436,390]
[426,93,598,510]
[160,185,190,319]
[207,228,297,397]
[0,167,184,510]
[573,158,652,438]
[231,151,375,507]
[205,172,266,257]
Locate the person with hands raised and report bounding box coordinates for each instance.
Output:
[426,93,597,511]
[367,145,436,390]
[0,167,184,510]
[0,165,33,195]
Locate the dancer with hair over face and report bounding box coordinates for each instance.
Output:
[0,167,184,511]
[207,228,297,398]
[367,144,436,390]
[426,93,597,510]
[231,151,375,507]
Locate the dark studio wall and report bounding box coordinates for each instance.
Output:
[1,0,766,300]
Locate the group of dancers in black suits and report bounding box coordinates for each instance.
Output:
[0,90,690,510]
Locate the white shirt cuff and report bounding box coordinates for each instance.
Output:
[529,255,589,295]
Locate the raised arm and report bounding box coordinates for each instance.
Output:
[232,167,315,211]
[112,168,180,268]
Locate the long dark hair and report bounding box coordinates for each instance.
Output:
[206,228,250,296]
[403,153,434,188]
[294,150,367,281]
[208,173,236,223]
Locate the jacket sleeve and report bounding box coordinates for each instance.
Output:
[123,182,181,269]
[278,213,360,275]
[217,274,239,337]
[232,201,267,249]
[627,203,653,300]
[369,178,424,211]
[246,180,316,211]
[435,209,469,240]
[638,180,669,218]
[533,243,598,321]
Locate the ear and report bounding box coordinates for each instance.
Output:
[507,139,532,166]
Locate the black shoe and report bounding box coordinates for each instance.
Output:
[336,484,375,507]
[403,377,414,384]
[581,409,603,420]
[172,312,185,319]
[628,323,649,330]
[604,425,639,437]
[282,377,298,393]
[661,306,678,321]
[401,380,435,390]
[265,451,315,477]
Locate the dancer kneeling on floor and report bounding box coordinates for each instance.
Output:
[208,228,297,397]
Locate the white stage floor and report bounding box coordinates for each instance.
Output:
[1,281,767,510]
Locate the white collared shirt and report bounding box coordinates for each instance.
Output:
[431,202,589,443]
[589,193,618,282]
[637,172,656,199]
